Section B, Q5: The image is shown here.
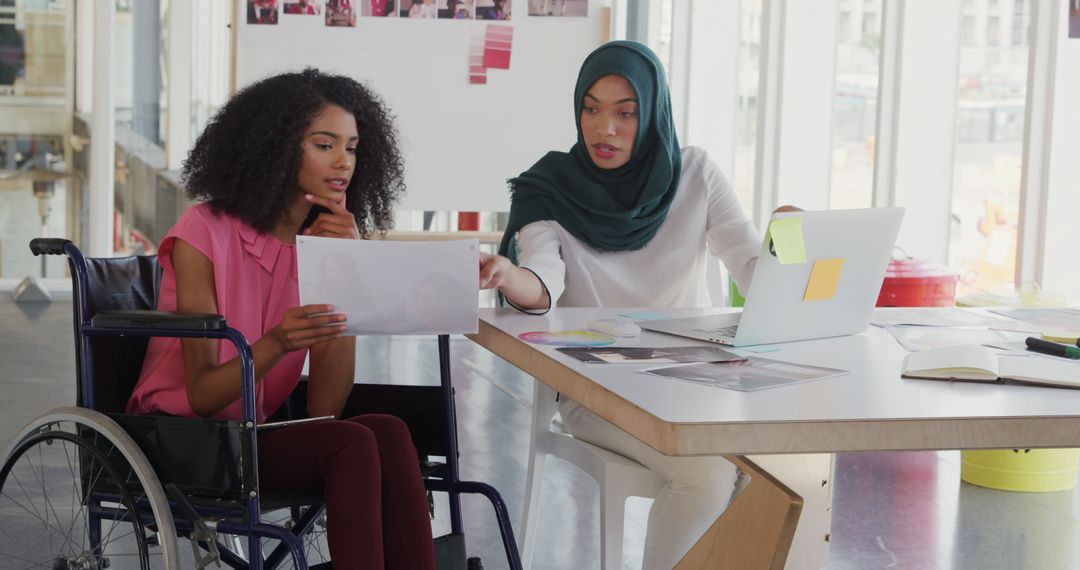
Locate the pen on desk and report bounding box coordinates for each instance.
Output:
[1025,337,1080,360]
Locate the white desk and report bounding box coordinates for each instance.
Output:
[467,307,1080,569]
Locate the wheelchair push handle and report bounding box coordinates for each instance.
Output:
[29,238,73,256]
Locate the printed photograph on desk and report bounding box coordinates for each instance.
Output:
[401,0,436,17]
[477,0,511,20]
[439,0,474,19]
[527,0,587,17]
[642,357,847,392]
[325,0,357,26]
[283,0,322,15]
[556,346,747,365]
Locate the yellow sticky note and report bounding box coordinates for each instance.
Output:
[768,218,807,264]
[804,258,844,302]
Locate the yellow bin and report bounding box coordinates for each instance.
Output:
[961,449,1080,492]
[957,287,1080,492]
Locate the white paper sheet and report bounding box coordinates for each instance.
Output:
[297,236,479,335]
[884,325,1027,352]
[870,307,1014,328]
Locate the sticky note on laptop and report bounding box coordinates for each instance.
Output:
[768,218,807,264]
[804,258,844,301]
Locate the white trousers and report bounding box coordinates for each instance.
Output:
[558,397,746,570]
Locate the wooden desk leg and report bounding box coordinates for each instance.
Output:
[675,455,803,570]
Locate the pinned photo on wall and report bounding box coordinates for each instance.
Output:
[362,0,397,17]
[477,0,511,20]
[400,0,437,17]
[1070,0,1080,38]
[325,0,357,26]
[247,0,279,24]
[527,0,587,17]
[440,0,474,19]
[283,0,321,15]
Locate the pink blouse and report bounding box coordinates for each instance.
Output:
[127,203,305,422]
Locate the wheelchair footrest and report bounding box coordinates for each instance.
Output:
[434,532,467,570]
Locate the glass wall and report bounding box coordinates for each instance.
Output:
[0,0,69,279]
[949,0,1030,294]
[829,0,882,210]
[732,0,762,214]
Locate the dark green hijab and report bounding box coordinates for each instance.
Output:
[498,40,681,261]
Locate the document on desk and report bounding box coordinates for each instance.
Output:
[986,308,1080,331]
[870,308,1014,328]
[884,326,1027,352]
[556,345,746,365]
[297,236,479,335]
[641,357,846,391]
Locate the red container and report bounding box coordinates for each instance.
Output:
[876,258,959,307]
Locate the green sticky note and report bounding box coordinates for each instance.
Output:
[768,218,807,264]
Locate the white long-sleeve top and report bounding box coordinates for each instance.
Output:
[516,146,761,309]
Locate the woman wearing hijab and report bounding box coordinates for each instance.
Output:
[479,41,791,567]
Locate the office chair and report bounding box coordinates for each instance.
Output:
[519,381,663,569]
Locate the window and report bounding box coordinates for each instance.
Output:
[949,0,1030,294]
[1010,0,1027,46]
[0,0,70,280]
[731,0,763,213]
[190,0,231,143]
[861,11,877,36]
[829,0,881,210]
[114,0,167,148]
[963,15,977,45]
[987,15,1000,46]
[838,11,851,43]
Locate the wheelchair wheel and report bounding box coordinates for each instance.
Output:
[262,505,331,567]
[0,407,180,569]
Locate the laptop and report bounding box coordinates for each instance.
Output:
[640,207,904,347]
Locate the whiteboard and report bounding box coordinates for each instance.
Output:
[235,1,609,212]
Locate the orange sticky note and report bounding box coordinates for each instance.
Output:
[804,258,844,302]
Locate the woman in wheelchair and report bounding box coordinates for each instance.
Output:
[125,69,436,569]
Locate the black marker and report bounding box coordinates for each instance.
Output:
[1025,337,1080,360]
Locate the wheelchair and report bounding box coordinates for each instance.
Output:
[0,238,522,569]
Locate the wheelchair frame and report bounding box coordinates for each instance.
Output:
[1,238,522,569]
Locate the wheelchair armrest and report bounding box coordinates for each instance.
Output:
[92,310,227,331]
[29,237,73,256]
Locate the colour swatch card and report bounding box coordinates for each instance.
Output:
[469,33,487,84]
[518,330,615,347]
[470,24,513,83]
[483,24,513,69]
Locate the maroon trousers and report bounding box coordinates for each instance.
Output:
[258,414,436,569]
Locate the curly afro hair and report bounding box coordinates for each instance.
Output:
[182,68,404,236]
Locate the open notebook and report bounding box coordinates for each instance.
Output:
[902,345,1080,389]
